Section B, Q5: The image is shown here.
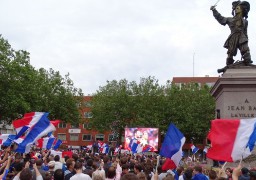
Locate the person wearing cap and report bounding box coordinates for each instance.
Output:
[47,161,55,177]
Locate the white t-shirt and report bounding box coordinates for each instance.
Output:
[70,173,92,180]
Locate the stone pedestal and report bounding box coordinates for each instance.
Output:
[210,68,256,119]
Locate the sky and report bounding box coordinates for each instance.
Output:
[1,0,256,95]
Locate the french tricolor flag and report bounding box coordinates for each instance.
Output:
[190,144,199,154]
[53,139,62,150]
[37,137,55,150]
[160,123,185,170]
[207,118,256,162]
[0,134,16,147]
[15,112,56,153]
[12,112,46,139]
[101,144,109,154]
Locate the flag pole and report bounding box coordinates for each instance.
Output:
[221,162,227,170]
[156,155,160,174]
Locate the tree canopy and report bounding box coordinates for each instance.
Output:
[0,35,83,124]
[91,77,215,143]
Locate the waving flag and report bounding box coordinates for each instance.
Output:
[159,123,185,169]
[12,112,45,139]
[101,144,109,154]
[207,118,256,162]
[37,137,55,150]
[0,134,16,147]
[16,113,56,153]
[53,139,62,150]
[190,144,199,154]
[114,145,122,155]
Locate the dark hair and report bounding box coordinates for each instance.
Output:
[15,162,24,172]
[121,173,139,180]
[20,168,32,180]
[66,158,75,169]
[86,159,93,166]
[103,156,109,163]
[74,161,83,170]
[35,159,43,166]
[184,168,193,180]
[241,167,249,175]
[135,164,143,172]
[107,166,116,179]
[209,170,217,180]
[122,164,129,171]
[54,155,60,161]
[72,153,79,162]
[194,166,203,173]
[54,169,64,180]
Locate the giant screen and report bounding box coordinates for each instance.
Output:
[124,128,159,151]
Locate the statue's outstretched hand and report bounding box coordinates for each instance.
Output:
[210,6,216,10]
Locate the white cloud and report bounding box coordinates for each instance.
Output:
[0,0,256,94]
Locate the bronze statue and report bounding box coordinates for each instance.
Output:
[210,1,253,73]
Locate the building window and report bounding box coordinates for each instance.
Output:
[57,134,66,141]
[83,122,92,130]
[95,134,104,141]
[82,134,92,141]
[70,134,79,141]
[108,134,117,142]
[84,101,92,107]
[84,112,93,118]
[71,124,79,128]
[58,122,67,128]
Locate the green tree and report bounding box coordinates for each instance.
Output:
[166,82,215,143]
[0,35,83,124]
[91,78,215,144]
[91,77,168,142]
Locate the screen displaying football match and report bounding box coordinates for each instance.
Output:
[124,128,159,151]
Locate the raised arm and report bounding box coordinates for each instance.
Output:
[210,6,228,26]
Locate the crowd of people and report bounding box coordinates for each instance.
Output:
[0,146,255,180]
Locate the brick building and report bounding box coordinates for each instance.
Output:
[172,76,219,88]
[54,96,116,148]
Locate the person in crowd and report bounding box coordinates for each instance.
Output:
[121,164,129,177]
[54,155,63,171]
[180,168,193,180]
[225,167,233,180]
[121,173,139,180]
[137,172,147,180]
[70,161,91,180]
[208,170,217,180]
[92,161,105,180]
[47,160,55,177]
[192,165,208,180]
[84,158,94,177]
[64,158,76,180]
[239,167,250,180]
[134,164,143,175]
[32,159,47,180]
[54,169,65,180]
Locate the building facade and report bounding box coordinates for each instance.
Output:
[172,76,219,88]
[54,96,117,148]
